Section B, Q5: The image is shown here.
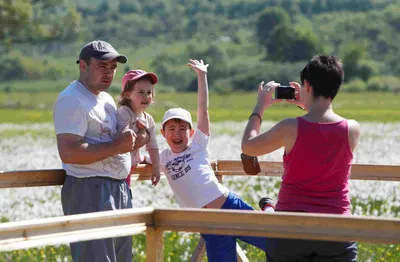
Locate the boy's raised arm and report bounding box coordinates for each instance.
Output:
[187,59,210,136]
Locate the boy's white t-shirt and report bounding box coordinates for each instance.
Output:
[160,129,228,208]
[53,80,131,179]
[117,106,158,166]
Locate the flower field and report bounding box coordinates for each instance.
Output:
[0,121,399,261]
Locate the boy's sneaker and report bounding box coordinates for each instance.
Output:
[259,197,275,212]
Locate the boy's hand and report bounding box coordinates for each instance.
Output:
[187,59,209,74]
[151,171,161,186]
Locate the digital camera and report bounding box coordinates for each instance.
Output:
[275,85,295,100]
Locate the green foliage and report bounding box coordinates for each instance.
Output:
[0,0,82,47]
[0,245,72,261]
[342,79,367,93]
[256,7,291,47]
[0,52,64,81]
[272,25,320,62]
[230,61,304,91]
[0,0,33,45]
[1,1,400,92]
[366,76,400,92]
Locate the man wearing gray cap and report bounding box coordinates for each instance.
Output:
[53,40,135,262]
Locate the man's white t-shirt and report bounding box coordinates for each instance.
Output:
[160,129,228,208]
[117,106,158,166]
[53,80,131,179]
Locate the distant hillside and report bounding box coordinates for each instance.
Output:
[1,0,400,93]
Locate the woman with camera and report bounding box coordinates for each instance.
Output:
[241,55,360,261]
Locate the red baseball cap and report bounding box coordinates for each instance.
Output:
[121,69,158,91]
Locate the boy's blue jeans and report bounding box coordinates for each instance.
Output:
[201,192,267,262]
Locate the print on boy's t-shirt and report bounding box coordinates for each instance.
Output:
[165,152,193,180]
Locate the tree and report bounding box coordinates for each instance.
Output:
[256,7,290,47]
[118,0,141,13]
[0,0,81,48]
[266,24,320,62]
[342,44,378,81]
[0,0,33,47]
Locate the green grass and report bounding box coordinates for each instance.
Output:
[0,128,55,139]
[0,91,399,123]
[0,109,53,124]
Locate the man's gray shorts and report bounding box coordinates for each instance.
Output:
[61,175,133,262]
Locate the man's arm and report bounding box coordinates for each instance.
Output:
[54,95,135,165]
[187,59,210,136]
[57,131,135,165]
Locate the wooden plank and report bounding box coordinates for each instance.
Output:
[0,207,154,251]
[0,224,146,252]
[146,227,164,262]
[1,161,399,189]
[236,243,249,262]
[0,169,66,188]
[190,237,206,262]
[350,164,400,181]
[216,161,400,181]
[0,207,399,253]
[153,208,400,244]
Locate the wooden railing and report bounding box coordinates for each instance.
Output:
[1,161,399,189]
[0,207,399,261]
[0,161,399,262]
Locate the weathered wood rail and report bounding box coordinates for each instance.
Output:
[0,161,399,261]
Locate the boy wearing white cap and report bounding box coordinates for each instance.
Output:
[159,59,266,262]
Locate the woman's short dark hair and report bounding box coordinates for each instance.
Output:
[300,55,344,100]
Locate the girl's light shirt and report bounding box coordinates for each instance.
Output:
[117,106,158,166]
[160,129,228,208]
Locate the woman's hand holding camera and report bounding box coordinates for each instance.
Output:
[287,82,306,110]
[255,81,283,112]
[255,80,306,111]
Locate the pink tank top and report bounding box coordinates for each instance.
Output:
[276,117,353,215]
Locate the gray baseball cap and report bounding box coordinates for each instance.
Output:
[76,40,127,64]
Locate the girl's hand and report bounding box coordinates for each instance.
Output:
[287,82,306,109]
[187,59,209,74]
[256,81,283,110]
[151,171,161,186]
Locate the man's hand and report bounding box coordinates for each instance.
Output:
[115,129,136,153]
[187,59,209,75]
[134,120,150,149]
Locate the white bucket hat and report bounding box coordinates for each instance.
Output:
[162,108,193,128]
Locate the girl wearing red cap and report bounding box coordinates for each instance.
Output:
[118,69,161,189]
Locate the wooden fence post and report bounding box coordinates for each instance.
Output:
[190,236,206,262]
[146,227,164,262]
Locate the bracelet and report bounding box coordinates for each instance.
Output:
[297,106,305,111]
[249,113,262,124]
